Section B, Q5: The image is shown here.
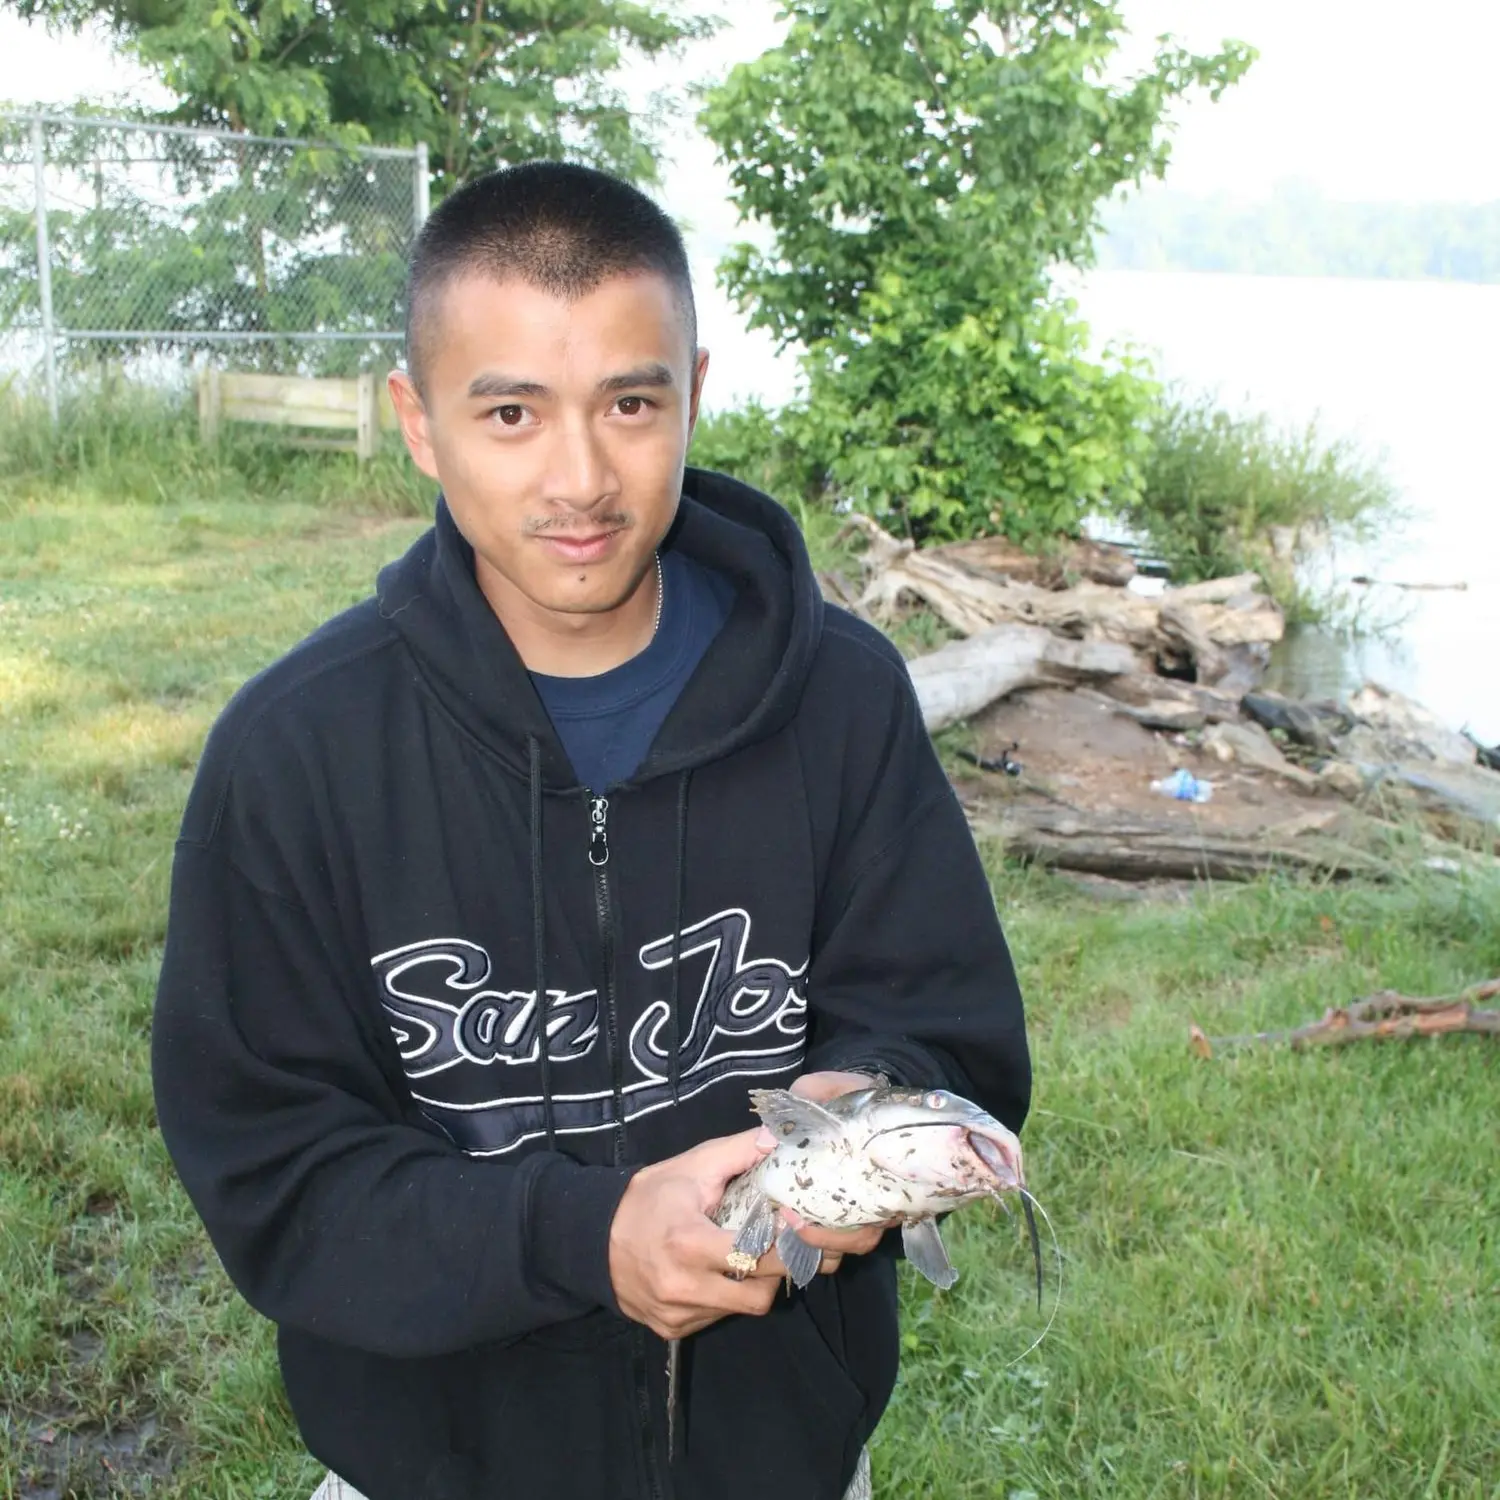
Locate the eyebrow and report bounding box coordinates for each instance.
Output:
[466,362,676,401]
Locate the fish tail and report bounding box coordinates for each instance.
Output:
[666,1337,681,1460]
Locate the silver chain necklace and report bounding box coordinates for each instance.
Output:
[652,551,664,637]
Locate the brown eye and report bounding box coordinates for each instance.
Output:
[496,405,525,426]
[618,396,644,416]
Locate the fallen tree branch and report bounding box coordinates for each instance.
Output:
[1189,980,1500,1056]
[970,804,1386,883]
[908,624,1137,732]
[843,515,1284,684]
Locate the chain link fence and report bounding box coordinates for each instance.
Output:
[0,112,428,417]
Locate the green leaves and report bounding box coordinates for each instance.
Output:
[699,0,1254,543]
[2,0,710,377]
[8,0,710,193]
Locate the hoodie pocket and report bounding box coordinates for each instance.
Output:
[678,1298,868,1500]
[454,1320,639,1497]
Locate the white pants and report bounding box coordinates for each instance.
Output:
[311,1446,873,1499]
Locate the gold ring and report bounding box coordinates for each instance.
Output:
[725,1249,758,1279]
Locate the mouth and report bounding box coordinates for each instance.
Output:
[535,529,625,565]
[967,1129,1023,1191]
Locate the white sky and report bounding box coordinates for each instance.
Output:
[3,0,1498,211]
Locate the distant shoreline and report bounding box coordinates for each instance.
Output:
[1097,186,1500,287]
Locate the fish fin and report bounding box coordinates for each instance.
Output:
[727,1192,777,1275]
[748,1088,843,1141]
[902,1218,959,1290]
[828,1080,888,1114]
[776,1221,823,1289]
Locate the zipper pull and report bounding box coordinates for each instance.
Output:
[588,795,610,867]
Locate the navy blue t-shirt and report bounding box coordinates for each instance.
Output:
[529,549,735,792]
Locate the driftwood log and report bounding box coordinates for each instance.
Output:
[1189,980,1500,1056]
[908,625,1136,732]
[969,805,1388,883]
[936,533,1137,589]
[843,516,1284,686]
[1094,674,1243,732]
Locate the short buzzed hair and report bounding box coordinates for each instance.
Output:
[404,161,697,393]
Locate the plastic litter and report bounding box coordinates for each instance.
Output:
[1150,768,1213,804]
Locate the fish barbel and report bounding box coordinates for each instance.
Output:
[666,1080,1040,1455]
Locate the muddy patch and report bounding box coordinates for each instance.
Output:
[11,1411,175,1500]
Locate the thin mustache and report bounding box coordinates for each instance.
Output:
[524,514,632,536]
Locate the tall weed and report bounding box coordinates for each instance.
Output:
[1114,390,1401,620]
[0,383,432,517]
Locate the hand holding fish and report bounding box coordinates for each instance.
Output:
[715,1078,1031,1290]
[607,1127,782,1341]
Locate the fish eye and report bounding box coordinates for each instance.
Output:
[924,1090,951,1109]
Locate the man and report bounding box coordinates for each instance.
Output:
[152,162,1030,1500]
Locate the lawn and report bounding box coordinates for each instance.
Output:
[1,417,1497,1499]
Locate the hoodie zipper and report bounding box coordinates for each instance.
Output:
[586,793,628,1167]
[588,792,667,1500]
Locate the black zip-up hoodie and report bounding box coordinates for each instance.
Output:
[153,469,1030,1500]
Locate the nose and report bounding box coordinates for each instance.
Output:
[543,413,618,514]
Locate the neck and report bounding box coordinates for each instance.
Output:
[477,554,661,677]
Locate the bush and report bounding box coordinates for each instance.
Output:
[688,401,825,505]
[789,291,1158,545]
[699,0,1252,549]
[1114,392,1401,620]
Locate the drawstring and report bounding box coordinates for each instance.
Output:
[528,735,557,1150]
[667,770,692,1106]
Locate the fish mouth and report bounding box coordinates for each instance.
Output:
[968,1131,1044,1313]
[967,1128,1023,1191]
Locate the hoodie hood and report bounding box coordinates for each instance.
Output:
[375,467,825,790]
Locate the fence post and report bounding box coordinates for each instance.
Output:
[355,371,377,463]
[198,365,221,448]
[30,116,59,426]
[414,140,430,234]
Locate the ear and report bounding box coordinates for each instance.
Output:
[685,347,711,441]
[387,369,440,481]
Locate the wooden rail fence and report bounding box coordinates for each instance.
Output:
[197,369,398,462]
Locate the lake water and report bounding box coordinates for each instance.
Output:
[693,263,1500,746]
[1075,270,1500,746]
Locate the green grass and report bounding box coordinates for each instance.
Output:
[1,412,1497,1498]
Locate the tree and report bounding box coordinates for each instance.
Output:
[8,0,710,192]
[699,0,1255,544]
[0,110,418,374]
[4,1,710,376]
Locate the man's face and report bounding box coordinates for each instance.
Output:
[389,270,708,623]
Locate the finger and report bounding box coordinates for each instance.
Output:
[687,1270,780,1319]
[660,1289,777,1341]
[679,1218,766,1273]
[789,1070,875,1104]
[818,1250,843,1276]
[687,1126,777,1196]
[790,1223,888,1256]
[739,1245,787,1279]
